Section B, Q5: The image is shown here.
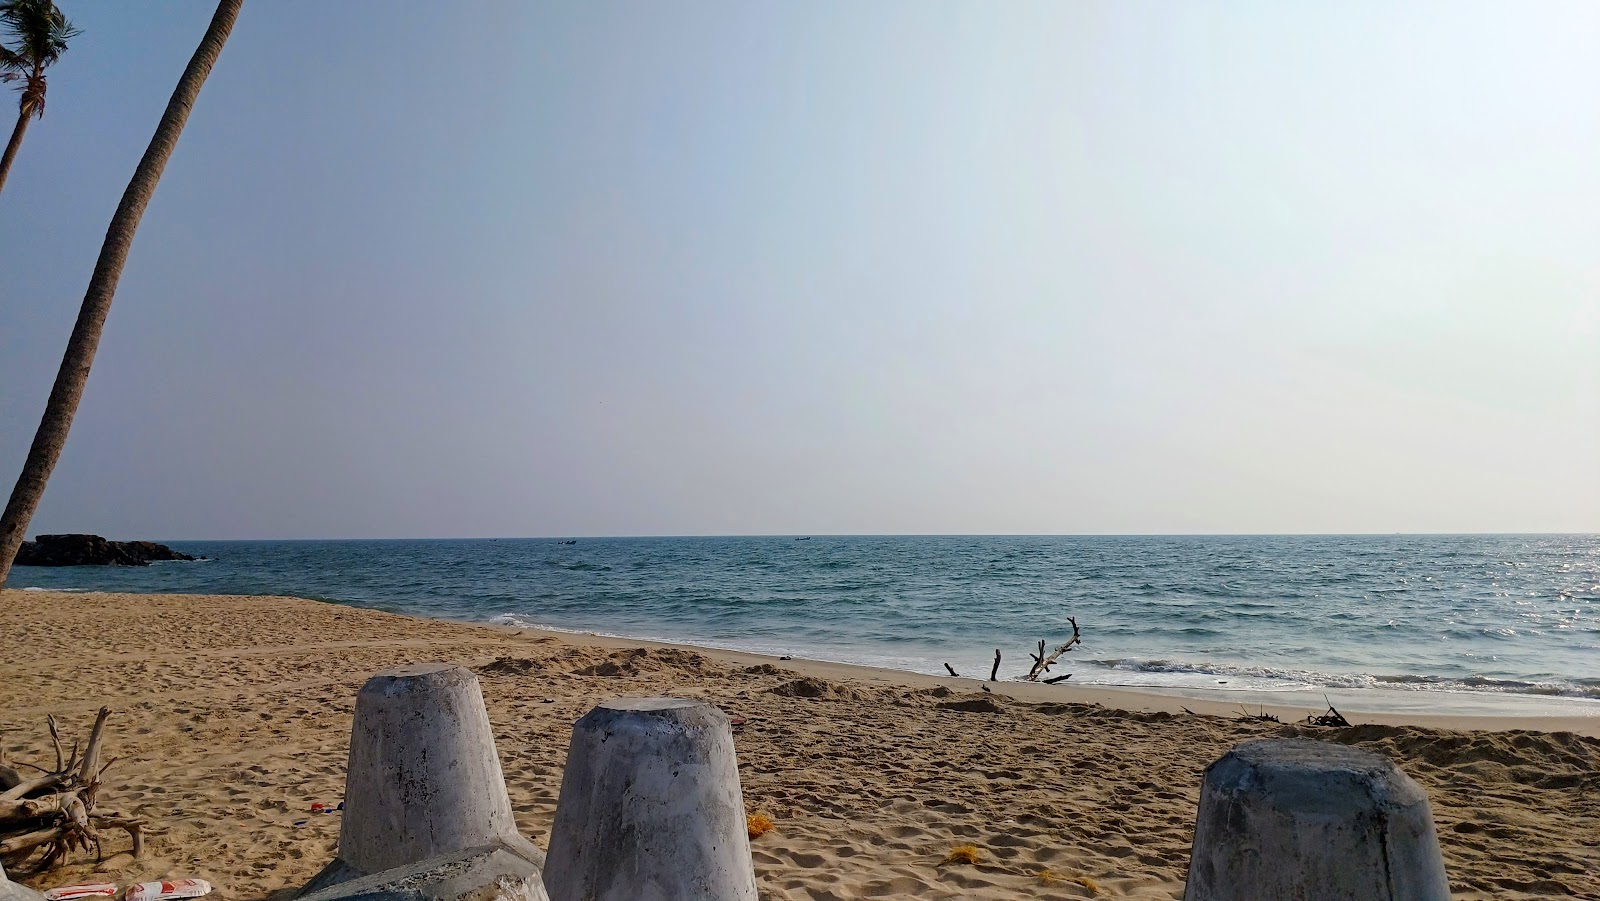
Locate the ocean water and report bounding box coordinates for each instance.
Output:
[11,535,1599,713]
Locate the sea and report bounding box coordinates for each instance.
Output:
[11,534,1599,717]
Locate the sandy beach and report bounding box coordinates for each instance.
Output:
[1,590,1596,900]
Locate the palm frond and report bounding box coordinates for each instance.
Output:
[0,0,80,70]
[0,43,25,73]
[0,0,77,117]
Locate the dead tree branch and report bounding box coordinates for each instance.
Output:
[46,718,63,774]
[1023,618,1081,681]
[1236,705,1280,723]
[77,708,111,784]
[1304,697,1351,728]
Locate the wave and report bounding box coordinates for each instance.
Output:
[1085,658,1600,699]
[484,613,911,670]
[21,586,88,592]
[542,560,611,572]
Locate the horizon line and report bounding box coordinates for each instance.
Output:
[121,530,1600,542]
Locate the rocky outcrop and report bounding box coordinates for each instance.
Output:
[14,534,196,567]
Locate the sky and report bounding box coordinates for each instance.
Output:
[1,1,1596,539]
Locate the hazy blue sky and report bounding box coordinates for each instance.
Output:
[2,1,1596,539]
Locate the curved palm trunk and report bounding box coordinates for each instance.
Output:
[0,110,31,196]
[0,0,244,587]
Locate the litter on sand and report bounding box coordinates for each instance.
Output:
[41,884,117,901]
[124,880,213,901]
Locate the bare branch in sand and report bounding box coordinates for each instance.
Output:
[1304,697,1351,727]
[989,650,1001,682]
[77,708,111,784]
[943,663,960,677]
[1235,705,1281,723]
[47,717,62,773]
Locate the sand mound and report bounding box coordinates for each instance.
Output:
[742,663,790,676]
[766,677,871,702]
[1301,723,1600,790]
[478,655,548,675]
[569,646,716,677]
[935,694,1006,714]
[769,677,832,698]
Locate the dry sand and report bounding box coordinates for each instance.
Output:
[1,591,1597,900]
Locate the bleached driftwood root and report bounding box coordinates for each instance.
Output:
[0,708,144,874]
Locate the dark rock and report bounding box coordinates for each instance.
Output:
[14,534,195,567]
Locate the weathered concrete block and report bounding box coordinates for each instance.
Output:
[298,841,548,901]
[0,862,43,901]
[304,663,543,896]
[544,698,757,901]
[1183,737,1450,901]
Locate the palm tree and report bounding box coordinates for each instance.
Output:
[0,0,244,587]
[0,0,79,196]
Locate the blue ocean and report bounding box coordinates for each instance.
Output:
[11,534,1599,713]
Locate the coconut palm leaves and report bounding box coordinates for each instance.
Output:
[0,0,80,194]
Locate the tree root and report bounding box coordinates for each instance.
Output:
[0,708,144,874]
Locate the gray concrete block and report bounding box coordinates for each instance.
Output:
[298,841,547,901]
[1184,738,1450,901]
[305,663,544,897]
[0,862,43,901]
[544,698,757,901]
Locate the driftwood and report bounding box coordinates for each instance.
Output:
[943,663,959,677]
[988,650,1001,682]
[1023,618,1081,681]
[0,709,144,874]
[1236,705,1281,723]
[1304,698,1351,728]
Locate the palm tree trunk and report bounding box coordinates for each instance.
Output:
[0,0,245,588]
[0,109,30,197]
[0,63,44,200]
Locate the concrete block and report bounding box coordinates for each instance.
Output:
[0,862,43,901]
[544,698,757,901]
[305,663,543,896]
[297,841,547,901]
[1183,737,1450,901]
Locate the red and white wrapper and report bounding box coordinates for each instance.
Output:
[123,881,212,901]
[42,884,117,901]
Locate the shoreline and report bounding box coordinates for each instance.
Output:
[472,618,1600,738]
[12,585,1600,726]
[13,584,1600,733]
[12,532,1596,715]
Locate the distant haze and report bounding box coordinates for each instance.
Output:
[1,1,1596,539]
